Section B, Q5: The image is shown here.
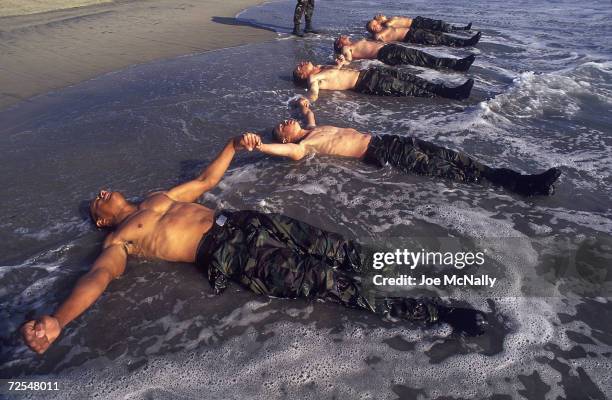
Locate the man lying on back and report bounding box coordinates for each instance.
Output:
[334,35,475,72]
[367,14,472,34]
[367,15,481,48]
[252,98,562,196]
[293,61,474,101]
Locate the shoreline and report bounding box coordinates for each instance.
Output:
[0,0,277,111]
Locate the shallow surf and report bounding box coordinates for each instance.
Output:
[1,0,611,398]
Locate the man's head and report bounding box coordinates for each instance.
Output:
[374,14,387,22]
[334,35,352,53]
[293,61,316,85]
[366,19,384,34]
[89,189,130,229]
[273,119,305,144]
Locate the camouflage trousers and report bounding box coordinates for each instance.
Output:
[354,67,472,99]
[411,16,470,33]
[363,135,559,196]
[376,43,469,71]
[404,28,480,47]
[363,134,496,184]
[294,0,315,26]
[196,210,439,324]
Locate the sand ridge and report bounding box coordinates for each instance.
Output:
[0,0,114,17]
[0,0,276,110]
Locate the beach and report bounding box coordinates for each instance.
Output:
[1,0,611,398]
[0,0,275,109]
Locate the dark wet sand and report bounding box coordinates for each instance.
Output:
[0,0,275,110]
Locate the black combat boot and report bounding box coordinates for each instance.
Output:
[292,23,303,37]
[304,21,318,34]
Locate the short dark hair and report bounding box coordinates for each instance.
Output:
[334,38,343,54]
[366,20,376,33]
[292,69,307,87]
[78,199,97,225]
[270,127,280,142]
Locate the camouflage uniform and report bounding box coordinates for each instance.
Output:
[376,44,475,72]
[411,16,472,33]
[196,210,440,325]
[404,28,481,47]
[293,0,315,31]
[362,135,560,196]
[354,67,474,99]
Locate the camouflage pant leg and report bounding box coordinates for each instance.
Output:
[200,211,366,295]
[244,245,368,304]
[410,137,494,182]
[321,270,440,323]
[199,211,444,325]
[406,28,470,47]
[244,244,439,324]
[294,0,315,25]
[363,135,493,184]
[244,211,365,273]
[377,44,457,70]
[354,68,439,98]
[378,67,450,97]
[411,16,453,33]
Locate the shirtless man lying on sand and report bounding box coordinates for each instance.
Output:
[367,15,481,48]
[252,98,562,196]
[367,14,472,34]
[21,134,488,354]
[293,60,474,101]
[333,35,475,72]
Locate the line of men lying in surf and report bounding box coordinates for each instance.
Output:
[279,14,560,195]
[21,15,564,354]
[293,14,482,101]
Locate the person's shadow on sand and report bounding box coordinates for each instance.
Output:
[211,16,287,33]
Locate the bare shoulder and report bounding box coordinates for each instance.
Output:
[102,230,125,249]
[141,192,175,211]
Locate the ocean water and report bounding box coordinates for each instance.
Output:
[1,0,611,398]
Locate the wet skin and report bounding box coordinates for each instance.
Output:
[371,26,412,43]
[21,133,261,354]
[252,99,372,161]
[295,61,362,102]
[335,36,387,66]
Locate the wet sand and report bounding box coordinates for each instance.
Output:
[0,0,276,110]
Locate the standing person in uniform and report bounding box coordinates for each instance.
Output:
[293,0,317,36]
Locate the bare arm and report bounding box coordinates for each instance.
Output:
[165,134,257,203]
[386,17,413,28]
[373,27,395,42]
[257,142,307,161]
[21,242,128,354]
[294,97,316,127]
[342,47,353,63]
[334,49,352,68]
[307,77,320,102]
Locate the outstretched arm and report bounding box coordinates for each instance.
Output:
[21,241,127,354]
[373,27,394,42]
[293,97,316,128]
[257,142,307,161]
[307,77,320,102]
[165,134,259,203]
[334,48,352,68]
